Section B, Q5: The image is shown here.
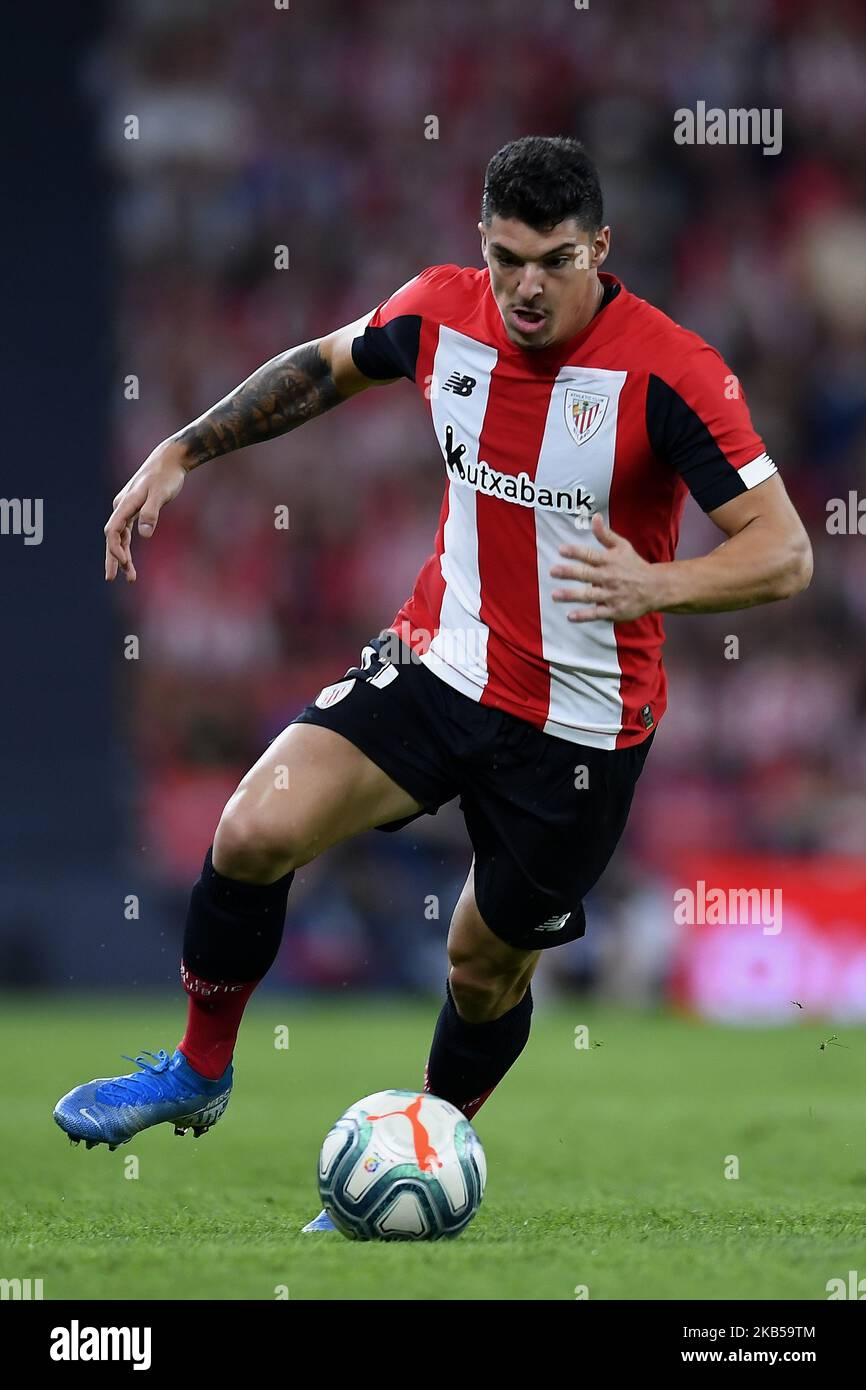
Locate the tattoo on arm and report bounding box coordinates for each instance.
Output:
[173,343,345,467]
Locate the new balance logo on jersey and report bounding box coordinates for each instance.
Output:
[443,424,596,520]
[535,911,571,933]
[442,371,476,396]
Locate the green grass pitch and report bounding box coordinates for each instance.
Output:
[1,996,864,1300]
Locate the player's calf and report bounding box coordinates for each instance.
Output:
[423,870,540,1120]
[447,958,535,1023]
[180,725,423,1077]
[445,869,540,1023]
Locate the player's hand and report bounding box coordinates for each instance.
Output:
[104,442,190,583]
[550,513,659,622]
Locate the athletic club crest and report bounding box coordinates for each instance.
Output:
[564,388,608,446]
[314,678,356,709]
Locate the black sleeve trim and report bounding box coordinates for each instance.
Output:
[351,314,422,382]
[646,373,747,513]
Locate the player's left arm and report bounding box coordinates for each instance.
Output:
[552,474,812,622]
[649,474,812,614]
[552,345,813,622]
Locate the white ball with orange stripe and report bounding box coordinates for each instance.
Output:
[318,1088,486,1240]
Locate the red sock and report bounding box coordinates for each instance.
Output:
[177,967,259,1079]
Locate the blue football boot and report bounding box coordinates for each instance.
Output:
[301,1209,337,1233]
[53,1048,232,1151]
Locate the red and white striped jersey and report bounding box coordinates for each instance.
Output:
[351,265,777,749]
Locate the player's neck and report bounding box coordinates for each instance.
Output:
[566,274,605,338]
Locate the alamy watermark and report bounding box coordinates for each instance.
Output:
[49,1322,152,1369]
[0,497,43,545]
[674,102,782,156]
[0,1277,43,1299]
[674,880,782,935]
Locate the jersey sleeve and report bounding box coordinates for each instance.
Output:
[646,344,777,513]
[350,265,456,382]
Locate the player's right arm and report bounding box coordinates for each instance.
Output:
[104,311,391,583]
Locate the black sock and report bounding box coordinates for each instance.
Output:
[181,845,294,984]
[178,847,295,1078]
[425,980,533,1118]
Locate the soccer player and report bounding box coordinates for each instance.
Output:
[55,136,812,1231]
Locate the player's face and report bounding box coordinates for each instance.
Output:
[479,215,610,350]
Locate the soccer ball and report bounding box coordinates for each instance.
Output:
[317,1089,486,1240]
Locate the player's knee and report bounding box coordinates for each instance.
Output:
[448,959,527,1024]
[212,798,309,883]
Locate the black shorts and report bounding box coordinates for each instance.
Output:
[293,635,654,952]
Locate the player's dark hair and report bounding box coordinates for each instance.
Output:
[481,136,603,234]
